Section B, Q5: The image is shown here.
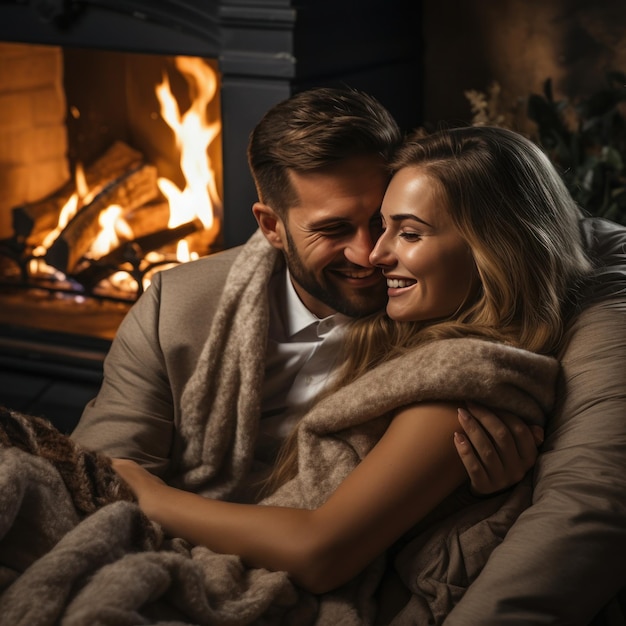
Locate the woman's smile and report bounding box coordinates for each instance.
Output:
[370,167,479,323]
[386,276,417,291]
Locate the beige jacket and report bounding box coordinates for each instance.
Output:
[73,232,279,488]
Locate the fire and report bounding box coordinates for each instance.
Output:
[28,56,222,295]
[89,205,133,259]
[37,164,90,253]
[30,164,93,276]
[156,56,222,257]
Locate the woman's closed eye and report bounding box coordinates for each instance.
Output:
[400,230,422,241]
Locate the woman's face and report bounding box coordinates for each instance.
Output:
[369,167,479,323]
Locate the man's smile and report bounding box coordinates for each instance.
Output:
[328,267,382,286]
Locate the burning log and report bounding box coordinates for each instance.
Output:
[125,202,222,253]
[12,141,148,245]
[124,201,171,239]
[71,218,204,291]
[44,161,159,274]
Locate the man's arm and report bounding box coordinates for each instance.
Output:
[445,298,626,625]
[71,247,240,477]
[455,404,544,496]
[71,271,176,476]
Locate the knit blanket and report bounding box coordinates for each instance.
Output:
[0,232,559,626]
[0,352,557,626]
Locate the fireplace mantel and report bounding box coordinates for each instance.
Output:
[0,1,221,55]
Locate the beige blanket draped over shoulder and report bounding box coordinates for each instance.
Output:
[0,231,558,626]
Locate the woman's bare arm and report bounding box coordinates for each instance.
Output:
[113,401,466,594]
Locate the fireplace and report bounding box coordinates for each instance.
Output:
[1,45,224,337]
[0,0,422,428]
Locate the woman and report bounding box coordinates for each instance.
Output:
[113,126,591,604]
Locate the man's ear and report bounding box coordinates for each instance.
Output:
[253,202,286,250]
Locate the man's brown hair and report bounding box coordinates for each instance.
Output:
[247,87,402,217]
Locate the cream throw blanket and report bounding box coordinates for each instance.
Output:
[0,231,559,625]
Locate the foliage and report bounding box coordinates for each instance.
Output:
[465,82,516,129]
[465,73,626,225]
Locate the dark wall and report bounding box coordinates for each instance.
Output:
[421,0,626,128]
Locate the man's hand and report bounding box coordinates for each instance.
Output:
[454,403,544,496]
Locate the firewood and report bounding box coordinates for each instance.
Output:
[71,218,204,291]
[44,162,159,274]
[12,141,146,244]
[123,200,170,239]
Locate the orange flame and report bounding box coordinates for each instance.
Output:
[30,56,221,294]
[37,163,89,252]
[156,57,221,247]
[90,205,133,258]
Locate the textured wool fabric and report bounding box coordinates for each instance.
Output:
[172,229,275,497]
[0,334,557,625]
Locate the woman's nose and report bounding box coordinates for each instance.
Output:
[369,233,394,268]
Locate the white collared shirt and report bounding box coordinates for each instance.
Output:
[257,269,348,463]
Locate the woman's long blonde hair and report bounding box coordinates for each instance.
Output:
[265,126,593,493]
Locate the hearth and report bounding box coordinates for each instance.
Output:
[0,0,422,427]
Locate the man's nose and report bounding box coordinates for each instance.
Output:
[344,228,377,267]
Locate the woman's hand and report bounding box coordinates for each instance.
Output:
[111,458,166,516]
[454,403,545,496]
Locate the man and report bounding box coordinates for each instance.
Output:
[72,87,535,499]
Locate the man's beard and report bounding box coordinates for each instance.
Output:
[283,228,386,318]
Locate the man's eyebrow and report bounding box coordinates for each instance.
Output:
[389,213,434,227]
[307,217,350,229]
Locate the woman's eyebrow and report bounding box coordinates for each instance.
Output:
[389,213,434,227]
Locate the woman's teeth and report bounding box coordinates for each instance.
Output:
[387,278,415,288]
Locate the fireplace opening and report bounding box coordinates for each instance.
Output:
[0,43,223,340]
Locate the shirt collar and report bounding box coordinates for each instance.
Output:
[284,270,350,338]
[284,270,320,336]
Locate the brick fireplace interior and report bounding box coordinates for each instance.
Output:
[0,0,422,430]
